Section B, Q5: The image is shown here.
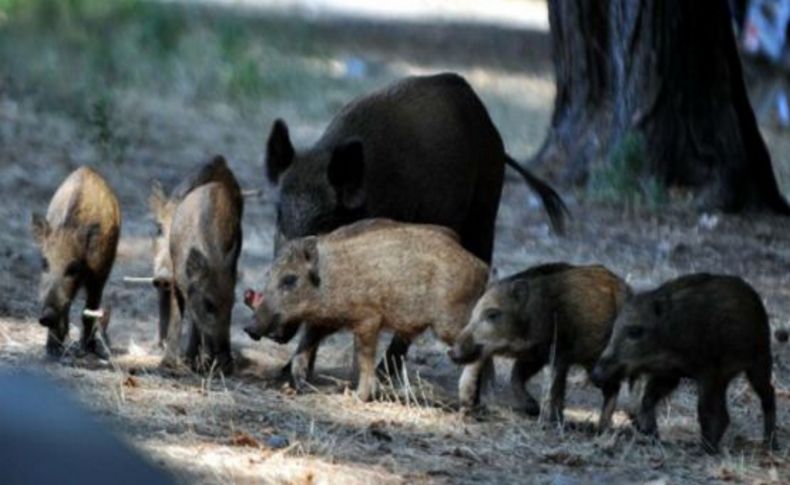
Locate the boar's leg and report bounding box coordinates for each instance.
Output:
[209,330,234,376]
[161,289,185,368]
[458,359,486,411]
[543,360,569,425]
[81,279,110,359]
[697,377,730,454]
[376,334,413,382]
[511,357,545,416]
[184,322,203,370]
[746,363,778,450]
[157,288,172,348]
[354,323,381,402]
[634,374,680,438]
[45,313,69,359]
[597,379,621,433]
[286,325,336,390]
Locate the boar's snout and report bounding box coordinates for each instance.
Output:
[244,321,264,341]
[448,337,483,365]
[591,356,621,388]
[38,307,58,328]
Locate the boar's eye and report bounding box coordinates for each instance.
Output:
[41,258,49,272]
[279,274,298,290]
[625,325,644,340]
[204,298,217,315]
[155,222,163,237]
[64,261,82,277]
[483,308,502,322]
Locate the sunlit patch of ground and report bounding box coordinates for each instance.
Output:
[1,1,789,483]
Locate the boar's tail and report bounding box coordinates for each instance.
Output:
[505,156,569,234]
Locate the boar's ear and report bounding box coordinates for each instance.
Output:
[328,139,365,210]
[186,248,210,280]
[301,236,319,264]
[149,181,167,217]
[652,295,670,318]
[510,280,530,304]
[266,119,294,184]
[31,213,50,245]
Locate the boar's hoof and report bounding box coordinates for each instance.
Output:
[633,414,659,438]
[83,338,111,360]
[45,336,65,360]
[518,397,541,417]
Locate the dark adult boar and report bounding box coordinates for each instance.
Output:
[245,219,489,401]
[592,273,777,453]
[149,156,241,345]
[163,180,242,374]
[450,264,630,430]
[31,167,121,358]
[266,72,568,381]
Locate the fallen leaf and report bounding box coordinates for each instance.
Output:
[123,376,140,388]
[229,431,260,448]
[168,405,187,416]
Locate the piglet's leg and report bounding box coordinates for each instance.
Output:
[161,289,184,368]
[511,357,543,416]
[543,360,569,425]
[354,321,380,402]
[635,374,679,438]
[458,359,485,411]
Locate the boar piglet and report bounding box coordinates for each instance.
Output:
[450,264,630,430]
[31,167,121,359]
[245,219,489,401]
[592,273,777,453]
[164,179,242,374]
[149,156,242,345]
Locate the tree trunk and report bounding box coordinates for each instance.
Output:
[534,0,790,214]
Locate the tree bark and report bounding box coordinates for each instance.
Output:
[534,0,790,214]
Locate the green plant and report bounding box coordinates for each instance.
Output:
[87,94,127,165]
[587,132,666,209]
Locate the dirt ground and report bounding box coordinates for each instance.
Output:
[1,2,790,484]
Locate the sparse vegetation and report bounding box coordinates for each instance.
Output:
[587,132,667,210]
[0,1,788,484]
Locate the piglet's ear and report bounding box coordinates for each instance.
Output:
[301,236,319,264]
[510,280,530,304]
[186,248,210,280]
[328,139,365,210]
[149,181,167,217]
[266,119,294,185]
[31,213,50,245]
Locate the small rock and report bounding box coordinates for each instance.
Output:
[265,435,289,449]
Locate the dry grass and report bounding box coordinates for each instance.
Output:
[1,1,790,483]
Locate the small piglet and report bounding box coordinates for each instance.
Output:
[245,219,489,401]
[592,273,777,453]
[31,166,121,359]
[450,264,630,429]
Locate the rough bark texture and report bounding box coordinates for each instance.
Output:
[534,0,790,214]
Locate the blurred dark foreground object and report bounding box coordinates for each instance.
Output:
[0,373,173,485]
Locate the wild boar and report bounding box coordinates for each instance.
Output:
[31,166,121,359]
[244,219,489,401]
[163,180,242,374]
[149,156,242,345]
[265,72,568,385]
[592,273,777,453]
[450,264,630,430]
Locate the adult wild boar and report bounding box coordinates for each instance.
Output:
[31,167,121,358]
[592,273,777,453]
[244,219,489,401]
[163,179,242,374]
[149,156,242,345]
[450,264,630,430]
[265,72,568,382]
